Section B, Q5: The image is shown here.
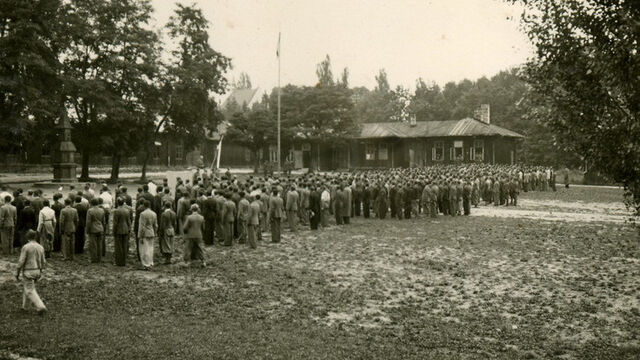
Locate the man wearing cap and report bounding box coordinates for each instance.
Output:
[15,230,47,314]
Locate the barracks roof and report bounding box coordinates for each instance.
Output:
[357,118,524,139]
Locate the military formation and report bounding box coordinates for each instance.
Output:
[0,163,557,262]
[1,163,557,313]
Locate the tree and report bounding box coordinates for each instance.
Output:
[409,78,450,122]
[0,0,65,157]
[510,0,640,216]
[225,104,275,173]
[61,0,160,181]
[233,72,252,89]
[389,85,411,122]
[338,67,349,88]
[315,54,334,87]
[295,85,357,171]
[140,3,230,181]
[354,69,397,123]
[375,69,390,93]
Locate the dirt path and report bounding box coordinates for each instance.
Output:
[472,198,632,223]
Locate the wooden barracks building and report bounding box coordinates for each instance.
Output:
[213,92,524,170]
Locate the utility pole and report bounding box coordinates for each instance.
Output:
[277,32,282,172]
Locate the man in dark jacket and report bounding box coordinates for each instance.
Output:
[85,198,105,263]
[59,198,78,260]
[112,198,131,266]
[74,197,88,254]
[362,182,371,219]
[309,186,321,230]
[19,200,37,246]
[202,192,217,245]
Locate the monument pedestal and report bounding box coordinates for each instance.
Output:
[53,163,77,182]
[52,107,77,182]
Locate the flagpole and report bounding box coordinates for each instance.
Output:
[277,32,282,173]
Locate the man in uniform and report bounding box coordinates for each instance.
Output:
[59,198,79,261]
[420,184,432,218]
[37,200,56,258]
[202,191,217,245]
[158,201,176,264]
[308,185,321,230]
[85,198,105,263]
[320,184,331,228]
[269,189,284,243]
[362,182,371,219]
[183,204,206,266]
[221,193,236,246]
[237,192,250,244]
[248,195,261,249]
[112,198,131,266]
[0,195,17,255]
[462,181,472,216]
[73,196,88,254]
[285,185,299,232]
[299,183,310,226]
[15,230,47,314]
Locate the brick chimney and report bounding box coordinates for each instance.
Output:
[409,114,417,127]
[474,104,490,124]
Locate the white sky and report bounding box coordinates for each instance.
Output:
[150,0,532,95]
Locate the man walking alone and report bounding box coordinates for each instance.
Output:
[15,230,47,314]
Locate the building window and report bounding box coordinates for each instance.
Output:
[365,143,376,160]
[472,139,484,161]
[175,144,184,160]
[378,144,388,160]
[153,146,161,160]
[302,143,311,151]
[432,141,444,161]
[453,140,464,161]
[244,148,251,162]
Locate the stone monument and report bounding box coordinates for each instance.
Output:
[52,108,77,182]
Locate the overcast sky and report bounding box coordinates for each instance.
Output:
[150,0,532,95]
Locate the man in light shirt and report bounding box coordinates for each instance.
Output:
[16,230,47,314]
[0,185,13,204]
[37,200,56,258]
[320,185,331,228]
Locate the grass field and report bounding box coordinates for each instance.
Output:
[1,186,639,359]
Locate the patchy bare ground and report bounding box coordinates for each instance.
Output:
[0,186,639,359]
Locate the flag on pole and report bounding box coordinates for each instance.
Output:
[276,32,281,58]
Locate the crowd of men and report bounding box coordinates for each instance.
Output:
[2,164,558,312]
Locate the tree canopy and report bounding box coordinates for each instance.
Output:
[509,0,640,215]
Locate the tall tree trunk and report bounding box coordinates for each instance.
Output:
[110,154,121,183]
[140,116,168,182]
[140,148,151,183]
[79,152,90,181]
[253,149,260,174]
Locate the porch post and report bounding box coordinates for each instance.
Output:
[391,142,394,168]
